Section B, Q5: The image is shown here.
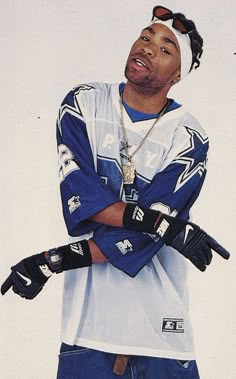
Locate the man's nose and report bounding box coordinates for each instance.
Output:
[142,45,156,57]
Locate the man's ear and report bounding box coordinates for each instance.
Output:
[171,68,181,85]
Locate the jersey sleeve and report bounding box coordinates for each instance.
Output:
[57,89,119,236]
[92,126,209,277]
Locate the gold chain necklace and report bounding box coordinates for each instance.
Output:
[119,96,169,184]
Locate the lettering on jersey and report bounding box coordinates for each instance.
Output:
[132,206,144,222]
[68,195,81,214]
[116,239,133,255]
[146,151,157,168]
[120,142,157,170]
[173,127,209,192]
[156,219,169,237]
[162,318,184,333]
[58,144,80,183]
[102,133,116,150]
[125,188,139,203]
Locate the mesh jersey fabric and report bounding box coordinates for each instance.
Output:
[57,82,209,360]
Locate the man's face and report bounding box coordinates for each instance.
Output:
[125,23,181,92]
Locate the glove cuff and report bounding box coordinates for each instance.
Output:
[161,215,188,245]
[24,253,52,285]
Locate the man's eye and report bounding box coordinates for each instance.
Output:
[141,36,149,42]
[161,47,170,55]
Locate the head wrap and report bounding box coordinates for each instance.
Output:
[151,18,192,79]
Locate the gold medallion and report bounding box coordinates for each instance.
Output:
[122,162,136,184]
[119,95,169,185]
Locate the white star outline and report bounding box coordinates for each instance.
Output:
[57,84,95,135]
[173,126,209,193]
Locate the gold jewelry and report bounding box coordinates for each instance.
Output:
[119,96,169,184]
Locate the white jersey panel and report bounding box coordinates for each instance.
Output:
[59,82,207,359]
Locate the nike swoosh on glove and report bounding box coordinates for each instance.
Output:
[164,221,230,271]
[1,254,53,300]
[1,241,92,299]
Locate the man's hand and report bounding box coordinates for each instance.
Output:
[167,221,230,271]
[123,204,230,271]
[1,240,92,299]
[1,253,53,299]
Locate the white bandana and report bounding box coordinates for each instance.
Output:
[151,19,192,79]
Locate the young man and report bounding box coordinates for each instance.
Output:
[1,5,230,379]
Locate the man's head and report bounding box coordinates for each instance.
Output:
[124,5,203,93]
[151,6,203,77]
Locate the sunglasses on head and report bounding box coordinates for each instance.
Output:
[152,5,194,35]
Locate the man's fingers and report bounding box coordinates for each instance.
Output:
[1,275,13,295]
[206,248,213,266]
[207,235,230,260]
[191,255,207,272]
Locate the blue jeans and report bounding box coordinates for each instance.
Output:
[57,343,200,379]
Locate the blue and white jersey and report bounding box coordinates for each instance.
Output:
[57,82,209,360]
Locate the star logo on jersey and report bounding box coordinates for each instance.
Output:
[68,195,81,214]
[173,127,209,192]
[57,84,95,135]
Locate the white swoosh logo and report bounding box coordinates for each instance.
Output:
[183,225,194,244]
[16,272,32,286]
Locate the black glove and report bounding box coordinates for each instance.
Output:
[123,204,230,271]
[1,253,52,299]
[1,240,92,300]
[165,220,230,271]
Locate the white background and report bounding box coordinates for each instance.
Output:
[0,1,235,378]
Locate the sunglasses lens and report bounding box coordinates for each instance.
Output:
[153,6,172,20]
[173,18,192,34]
[152,6,193,35]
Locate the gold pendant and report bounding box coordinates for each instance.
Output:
[122,162,136,184]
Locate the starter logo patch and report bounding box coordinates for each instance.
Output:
[68,195,81,214]
[116,239,133,255]
[162,318,184,333]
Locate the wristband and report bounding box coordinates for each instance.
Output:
[123,204,162,234]
[44,240,92,273]
[123,204,187,244]
[57,240,92,271]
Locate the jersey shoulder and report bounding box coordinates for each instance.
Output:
[60,82,119,120]
[63,82,116,103]
[178,108,208,140]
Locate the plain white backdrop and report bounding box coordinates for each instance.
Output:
[0,1,235,378]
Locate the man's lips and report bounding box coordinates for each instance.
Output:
[129,55,151,70]
[134,58,148,68]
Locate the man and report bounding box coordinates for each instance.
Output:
[1,5,230,379]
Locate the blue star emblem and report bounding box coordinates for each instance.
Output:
[173,126,209,192]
